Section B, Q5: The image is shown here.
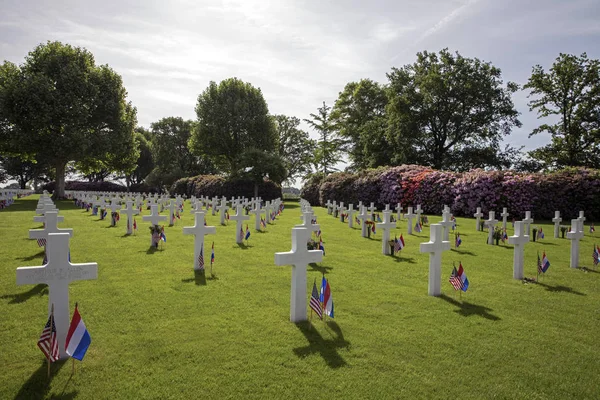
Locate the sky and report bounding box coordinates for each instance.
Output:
[1,0,600,179]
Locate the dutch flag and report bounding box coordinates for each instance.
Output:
[65,304,91,361]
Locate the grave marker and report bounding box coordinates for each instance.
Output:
[508,221,529,280]
[419,224,451,296]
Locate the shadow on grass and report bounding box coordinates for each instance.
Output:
[14,359,77,400]
[293,320,349,369]
[1,284,48,304]
[253,230,268,234]
[236,243,253,250]
[535,281,585,296]
[181,270,207,286]
[392,255,416,264]
[578,266,599,274]
[439,294,501,321]
[451,248,476,256]
[15,249,46,262]
[308,262,333,274]
[144,246,162,254]
[283,202,300,210]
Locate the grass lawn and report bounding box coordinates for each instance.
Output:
[1,195,599,399]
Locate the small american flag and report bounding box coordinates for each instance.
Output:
[593,245,599,266]
[198,248,205,271]
[38,311,59,362]
[394,234,405,252]
[239,227,244,242]
[537,252,543,275]
[37,238,47,247]
[449,267,462,290]
[309,279,322,319]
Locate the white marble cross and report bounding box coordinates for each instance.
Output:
[474,207,483,231]
[552,211,562,239]
[347,204,356,228]
[142,205,167,245]
[357,206,370,238]
[567,219,584,269]
[484,211,499,245]
[523,211,533,237]
[415,205,423,223]
[577,211,586,231]
[216,199,229,226]
[107,199,121,226]
[439,210,454,242]
[230,205,250,244]
[338,203,347,222]
[419,224,451,296]
[376,210,396,255]
[508,221,529,280]
[405,207,416,235]
[36,201,57,216]
[122,201,139,235]
[167,200,177,226]
[16,233,97,360]
[368,202,376,216]
[251,203,265,231]
[33,211,64,225]
[211,197,218,216]
[395,203,403,221]
[326,200,332,215]
[331,201,338,216]
[274,227,323,322]
[183,212,216,271]
[30,211,73,244]
[296,211,320,233]
[500,208,509,231]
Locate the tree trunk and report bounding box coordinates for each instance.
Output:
[53,161,67,200]
[19,175,26,189]
[254,183,259,199]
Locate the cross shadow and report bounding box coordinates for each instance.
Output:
[254,230,268,234]
[103,225,117,229]
[1,284,48,304]
[533,241,557,246]
[14,359,77,400]
[206,273,219,281]
[121,233,134,238]
[451,248,476,256]
[292,320,349,369]
[236,243,252,250]
[145,246,159,254]
[535,281,585,296]
[308,262,333,274]
[181,270,207,286]
[578,267,599,274]
[15,249,46,262]
[439,294,501,321]
[392,255,416,264]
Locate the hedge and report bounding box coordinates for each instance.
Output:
[301,165,600,221]
[170,175,282,200]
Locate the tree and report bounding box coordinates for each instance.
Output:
[524,53,600,169]
[239,149,286,197]
[273,115,316,184]
[386,49,521,170]
[126,127,155,186]
[0,155,45,188]
[0,41,137,198]
[304,101,343,175]
[150,117,216,186]
[330,79,393,170]
[189,78,277,174]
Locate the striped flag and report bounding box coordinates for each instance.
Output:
[415,222,422,233]
[245,224,251,240]
[538,227,545,239]
[38,310,59,362]
[593,244,599,266]
[394,234,405,252]
[319,237,325,255]
[590,224,595,233]
[541,251,550,273]
[65,304,91,361]
[133,218,137,231]
[457,263,469,292]
[198,248,205,271]
[449,267,462,290]
[239,227,244,242]
[37,238,47,247]
[537,252,543,275]
[211,242,215,264]
[455,233,462,248]
[309,279,322,320]
[260,217,266,229]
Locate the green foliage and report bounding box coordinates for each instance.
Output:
[273,115,317,183]
[127,128,155,186]
[190,78,277,174]
[305,102,344,175]
[299,173,324,205]
[1,197,599,399]
[0,41,138,198]
[386,48,521,170]
[169,174,282,200]
[151,117,216,185]
[240,148,286,183]
[0,155,46,189]
[330,79,393,170]
[524,53,600,169]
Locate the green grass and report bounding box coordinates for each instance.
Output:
[1,195,599,399]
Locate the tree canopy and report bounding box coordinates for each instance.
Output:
[0,41,137,198]
[304,101,343,175]
[189,78,277,175]
[386,49,521,171]
[273,114,316,184]
[524,52,600,169]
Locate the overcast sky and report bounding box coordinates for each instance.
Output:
[1,0,599,160]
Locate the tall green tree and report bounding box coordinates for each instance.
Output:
[189,78,277,175]
[330,79,392,170]
[273,114,316,184]
[524,53,600,168]
[0,41,137,198]
[386,49,521,170]
[149,117,216,187]
[0,155,46,189]
[304,101,343,175]
[125,127,155,187]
